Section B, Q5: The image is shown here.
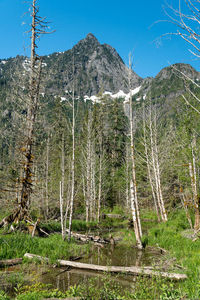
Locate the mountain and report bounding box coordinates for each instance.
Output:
[127,63,200,103]
[1,33,200,218]
[1,33,199,102]
[0,33,142,97]
[42,33,142,96]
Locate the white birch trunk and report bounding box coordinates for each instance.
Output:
[125,145,130,210]
[130,181,143,249]
[97,153,102,223]
[143,105,160,221]
[191,139,199,231]
[149,105,165,221]
[64,167,72,233]
[153,112,167,222]
[45,133,49,219]
[68,75,75,241]
[59,181,65,240]
[90,143,96,221]
[60,133,66,240]
[86,110,92,222]
[128,54,142,249]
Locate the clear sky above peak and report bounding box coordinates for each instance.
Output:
[0,0,199,78]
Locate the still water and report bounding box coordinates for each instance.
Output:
[0,243,161,294]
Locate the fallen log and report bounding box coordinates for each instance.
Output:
[45,297,81,300]
[24,253,187,280]
[0,258,22,267]
[65,230,110,244]
[106,214,123,219]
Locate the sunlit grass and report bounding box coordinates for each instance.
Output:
[0,232,90,263]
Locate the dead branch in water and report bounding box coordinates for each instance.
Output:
[24,253,187,280]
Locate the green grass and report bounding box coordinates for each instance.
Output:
[41,219,98,233]
[0,274,186,300]
[0,275,185,299]
[138,209,200,299]
[105,208,200,299]
[1,209,200,299]
[0,232,90,263]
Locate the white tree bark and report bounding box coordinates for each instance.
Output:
[128,54,143,249]
[148,104,167,222]
[59,181,65,240]
[45,133,50,219]
[68,81,75,241]
[125,144,130,210]
[153,112,167,222]
[143,105,160,221]
[97,152,102,223]
[191,138,199,231]
[86,109,92,222]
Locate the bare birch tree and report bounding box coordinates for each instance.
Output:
[142,101,168,222]
[163,0,200,229]
[45,132,50,219]
[68,71,75,241]
[85,109,92,223]
[188,136,200,231]
[128,54,143,249]
[97,134,103,223]
[162,0,200,112]
[143,104,160,221]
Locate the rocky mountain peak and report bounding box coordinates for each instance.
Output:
[86,33,99,41]
[74,33,100,51]
[40,33,142,96]
[0,33,142,97]
[156,63,200,81]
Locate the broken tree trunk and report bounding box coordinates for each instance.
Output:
[0,258,22,267]
[24,253,187,280]
[0,0,50,228]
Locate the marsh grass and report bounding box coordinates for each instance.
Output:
[108,209,200,298]
[0,232,90,263]
[41,219,98,233]
[141,209,200,299]
[1,209,200,298]
[11,274,185,299]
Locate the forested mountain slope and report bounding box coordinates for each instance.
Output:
[0,33,200,219]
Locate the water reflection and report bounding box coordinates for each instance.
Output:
[0,244,161,294]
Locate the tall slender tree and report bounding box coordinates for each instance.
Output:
[68,57,75,241]
[128,54,143,249]
[0,0,52,227]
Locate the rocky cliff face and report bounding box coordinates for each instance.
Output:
[41,33,142,96]
[0,34,199,103]
[0,33,142,97]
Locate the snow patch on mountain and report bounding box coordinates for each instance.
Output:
[84,86,142,103]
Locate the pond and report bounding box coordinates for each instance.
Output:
[0,243,162,296]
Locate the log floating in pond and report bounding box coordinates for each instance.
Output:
[24,253,187,280]
[0,258,22,267]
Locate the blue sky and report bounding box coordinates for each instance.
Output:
[0,0,199,78]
